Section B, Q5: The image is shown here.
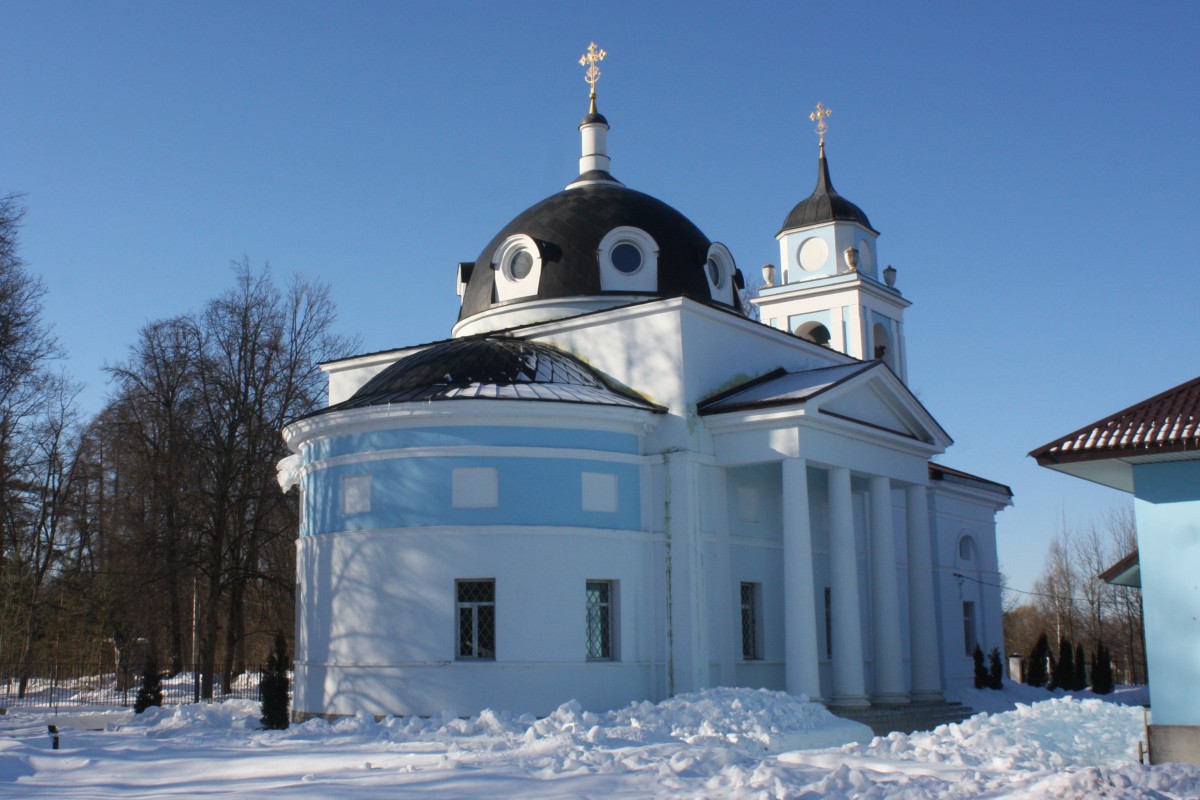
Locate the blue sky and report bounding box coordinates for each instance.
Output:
[3,2,1197,599]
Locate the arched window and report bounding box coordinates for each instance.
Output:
[958,533,977,563]
[795,321,832,347]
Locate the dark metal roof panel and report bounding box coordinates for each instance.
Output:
[779,151,876,234]
[458,184,741,321]
[316,337,664,416]
[698,363,875,415]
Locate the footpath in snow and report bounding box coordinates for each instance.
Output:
[2,683,1199,798]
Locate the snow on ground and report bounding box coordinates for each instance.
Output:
[1,683,1198,798]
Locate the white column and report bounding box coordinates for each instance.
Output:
[906,484,943,701]
[868,476,908,704]
[828,467,869,708]
[782,458,822,701]
[665,452,709,695]
[711,467,736,687]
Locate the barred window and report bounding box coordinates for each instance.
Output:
[962,600,977,657]
[824,587,832,659]
[741,582,761,660]
[457,579,495,660]
[586,580,615,660]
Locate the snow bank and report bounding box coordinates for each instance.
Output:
[4,686,1200,798]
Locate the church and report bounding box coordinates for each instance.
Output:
[278,47,1011,721]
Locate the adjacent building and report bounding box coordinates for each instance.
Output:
[1032,375,1200,765]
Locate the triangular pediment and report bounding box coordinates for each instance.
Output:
[699,361,951,448]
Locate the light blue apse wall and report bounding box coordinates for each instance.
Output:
[1132,460,1200,727]
[304,426,640,461]
[300,425,643,536]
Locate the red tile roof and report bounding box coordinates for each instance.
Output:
[1031,375,1200,465]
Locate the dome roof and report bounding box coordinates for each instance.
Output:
[328,337,662,412]
[779,150,876,234]
[458,183,740,321]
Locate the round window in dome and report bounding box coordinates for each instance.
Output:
[706,257,722,287]
[508,249,534,280]
[611,242,643,274]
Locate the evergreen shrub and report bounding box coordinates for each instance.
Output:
[260,632,290,730]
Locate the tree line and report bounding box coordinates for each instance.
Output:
[1004,507,1145,688]
[0,195,354,697]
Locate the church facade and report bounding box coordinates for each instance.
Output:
[279,62,1010,720]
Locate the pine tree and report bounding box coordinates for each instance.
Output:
[973,644,987,689]
[1073,642,1088,691]
[1051,638,1075,691]
[1026,633,1050,687]
[134,656,163,713]
[260,632,290,730]
[987,647,1005,690]
[1091,643,1115,694]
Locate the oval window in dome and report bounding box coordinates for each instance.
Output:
[706,257,722,287]
[611,242,642,274]
[508,249,534,280]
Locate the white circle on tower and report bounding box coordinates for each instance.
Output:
[798,237,829,272]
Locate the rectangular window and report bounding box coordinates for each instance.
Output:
[457,579,495,660]
[962,600,977,656]
[453,467,498,508]
[824,587,833,660]
[586,580,615,660]
[740,582,761,660]
[341,474,371,515]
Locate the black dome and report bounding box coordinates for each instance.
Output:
[458,183,740,321]
[329,337,661,411]
[779,151,876,234]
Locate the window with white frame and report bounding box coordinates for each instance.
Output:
[457,579,496,660]
[740,582,762,660]
[597,226,659,293]
[340,474,371,515]
[586,580,616,660]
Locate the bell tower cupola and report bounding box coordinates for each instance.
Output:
[752,103,911,382]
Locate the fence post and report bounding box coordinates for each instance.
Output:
[48,724,59,750]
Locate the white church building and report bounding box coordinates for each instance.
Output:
[279,57,1010,721]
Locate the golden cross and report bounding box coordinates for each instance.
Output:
[579,42,607,107]
[810,102,832,150]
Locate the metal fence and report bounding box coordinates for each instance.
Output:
[0,664,276,709]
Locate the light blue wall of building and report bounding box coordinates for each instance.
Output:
[306,426,640,461]
[303,455,642,535]
[1133,460,1200,726]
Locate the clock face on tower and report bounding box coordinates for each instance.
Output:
[798,237,828,272]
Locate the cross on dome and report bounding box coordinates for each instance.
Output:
[579,42,607,113]
[810,102,832,154]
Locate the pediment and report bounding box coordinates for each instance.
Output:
[699,361,951,448]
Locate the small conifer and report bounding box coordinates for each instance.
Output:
[1050,638,1075,691]
[987,647,1005,690]
[134,656,163,713]
[1073,642,1087,691]
[1025,633,1050,687]
[260,632,290,730]
[1091,643,1115,694]
[973,644,988,689]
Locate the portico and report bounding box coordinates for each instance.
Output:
[701,360,950,708]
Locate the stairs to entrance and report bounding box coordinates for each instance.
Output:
[832,701,976,736]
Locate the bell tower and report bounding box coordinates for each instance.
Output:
[752,104,911,382]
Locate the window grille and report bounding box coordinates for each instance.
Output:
[457,580,495,660]
[962,600,976,657]
[824,587,833,659]
[586,581,614,660]
[741,582,760,660]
